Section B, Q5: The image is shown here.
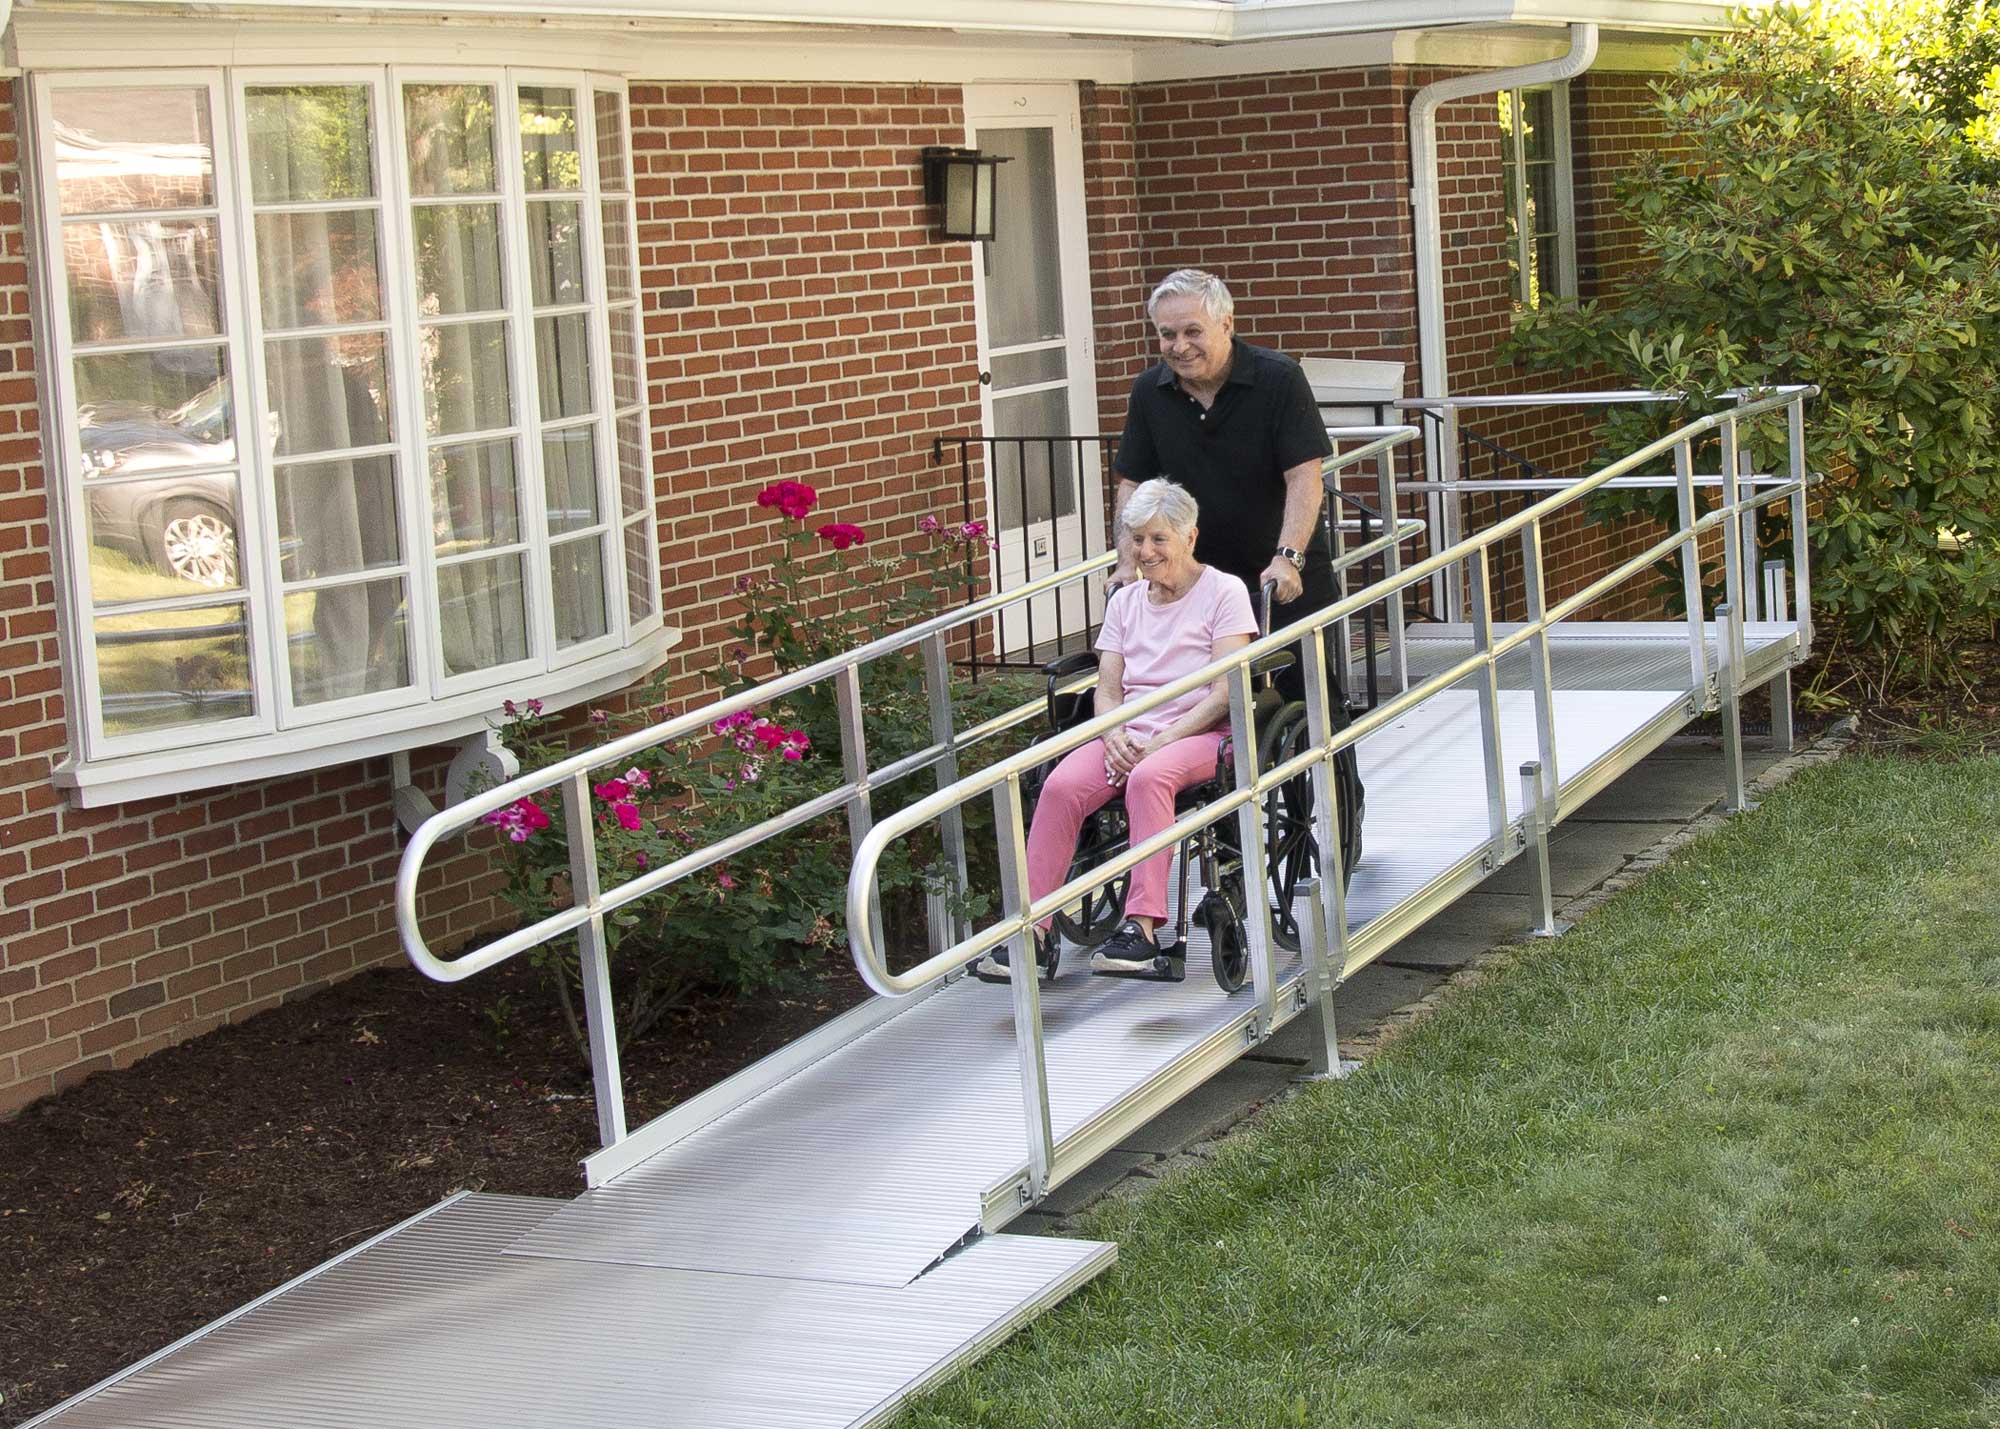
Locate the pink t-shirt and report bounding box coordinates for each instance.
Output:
[1096,566,1258,743]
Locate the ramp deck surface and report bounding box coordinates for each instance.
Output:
[30,620,1797,1429]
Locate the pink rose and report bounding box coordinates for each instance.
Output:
[815,522,868,551]
[613,802,642,832]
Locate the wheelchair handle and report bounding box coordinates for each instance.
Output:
[1260,579,1278,636]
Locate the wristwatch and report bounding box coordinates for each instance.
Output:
[1276,545,1306,571]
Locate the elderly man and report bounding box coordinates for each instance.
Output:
[1109,269,1336,697]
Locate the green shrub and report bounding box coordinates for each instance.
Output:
[1507,2,2000,699]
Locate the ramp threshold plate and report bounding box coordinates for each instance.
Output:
[30,1194,1114,1429]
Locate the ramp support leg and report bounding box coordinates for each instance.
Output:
[1716,602,1754,813]
[1763,560,1796,753]
[1299,878,1350,1079]
[1519,761,1568,939]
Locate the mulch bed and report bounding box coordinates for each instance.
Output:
[0,955,868,1425]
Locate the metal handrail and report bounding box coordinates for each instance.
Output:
[395,424,1426,1151]
[844,383,1815,1200]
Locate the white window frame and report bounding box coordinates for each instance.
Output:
[1499,82,1578,309]
[29,65,669,807]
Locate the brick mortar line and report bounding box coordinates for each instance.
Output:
[1030,717,1863,1229]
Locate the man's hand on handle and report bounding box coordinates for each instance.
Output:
[1259,555,1303,606]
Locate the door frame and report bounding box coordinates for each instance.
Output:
[961,82,1104,650]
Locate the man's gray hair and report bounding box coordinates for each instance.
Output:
[1121,478,1201,539]
[1146,268,1234,325]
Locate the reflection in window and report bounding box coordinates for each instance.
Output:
[1498,85,1573,309]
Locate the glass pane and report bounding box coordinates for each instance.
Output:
[1527,164,1558,236]
[52,87,214,216]
[607,305,641,408]
[276,455,401,582]
[623,517,654,622]
[979,127,1064,349]
[1496,91,1518,165]
[246,85,375,204]
[404,84,497,196]
[1522,89,1555,163]
[265,333,391,458]
[534,312,594,421]
[411,203,504,316]
[430,438,520,554]
[616,411,648,517]
[438,553,528,676]
[519,86,581,193]
[551,535,607,648]
[65,218,221,344]
[1533,234,1559,305]
[94,602,252,735]
[543,427,599,533]
[286,575,410,706]
[76,348,232,477]
[527,200,585,307]
[601,198,634,302]
[594,91,628,193]
[989,345,1067,391]
[421,319,512,436]
[990,386,1077,529]
[256,209,381,329]
[85,472,242,601]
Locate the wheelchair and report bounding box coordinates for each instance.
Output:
[1025,598,1366,994]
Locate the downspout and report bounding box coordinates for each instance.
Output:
[1408,22,1597,613]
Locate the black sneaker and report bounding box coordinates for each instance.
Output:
[972,928,1058,984]
[1089,919,1186,983]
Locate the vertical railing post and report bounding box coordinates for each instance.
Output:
[1227,661,1277,1043]
[1519,516,1559,809]
[993,774,1055,1201]
[562,770,628,1149]
[1719,415,1744,638]
[1518,761,1566,939]
[1674,437,1709,703]
[836,665,887,959]
[1763,560,1795,753]
[1788,395,1813,650]
[1439,403,1465,621]
[1738,444,1761,623]
[1467,547,1510,865]
[1300,626,1348,1077]
[1377,440,1410,694]
[922,632,969,955]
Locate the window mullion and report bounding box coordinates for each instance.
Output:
[500,71,558,672]
[576,76,627,647]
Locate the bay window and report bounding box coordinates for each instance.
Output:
[34,68,666,804]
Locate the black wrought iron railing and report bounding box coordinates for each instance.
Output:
[930,433,1120,673]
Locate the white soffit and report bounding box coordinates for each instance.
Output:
[9,0,1754,48]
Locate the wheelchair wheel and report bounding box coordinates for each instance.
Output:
[1199,885,1250,994]
[1052,806,1130,949]
[1257,702,1320,953]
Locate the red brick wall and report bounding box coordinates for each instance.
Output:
[627,82,988,704]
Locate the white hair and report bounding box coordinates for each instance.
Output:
[1121,478,1200,539]
[1145,268,1235,325]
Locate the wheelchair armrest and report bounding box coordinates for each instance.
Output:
[1043,650,1099,682]
[1250,649,1295,681]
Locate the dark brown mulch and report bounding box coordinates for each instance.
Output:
[0,955,868,1426]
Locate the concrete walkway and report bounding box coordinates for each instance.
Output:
[1015,727,1852,1229]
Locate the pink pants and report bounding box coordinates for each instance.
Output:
[1026,731,1228,930]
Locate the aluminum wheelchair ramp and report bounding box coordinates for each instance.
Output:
[29,1194,1112,1429]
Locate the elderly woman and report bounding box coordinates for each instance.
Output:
[975,479,1257,986]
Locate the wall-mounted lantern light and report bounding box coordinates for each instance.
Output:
[921,146,1010,242]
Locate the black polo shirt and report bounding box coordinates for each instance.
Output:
[1112,339,1335,585]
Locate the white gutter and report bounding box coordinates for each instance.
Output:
[1407,21,1596,615]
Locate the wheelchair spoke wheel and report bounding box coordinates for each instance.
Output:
[1051,807,1130,949]
[1257,703,1320,953]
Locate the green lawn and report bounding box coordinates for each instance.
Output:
[906,754,2000,1428]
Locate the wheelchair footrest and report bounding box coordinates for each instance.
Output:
[1088,938,1188,983]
